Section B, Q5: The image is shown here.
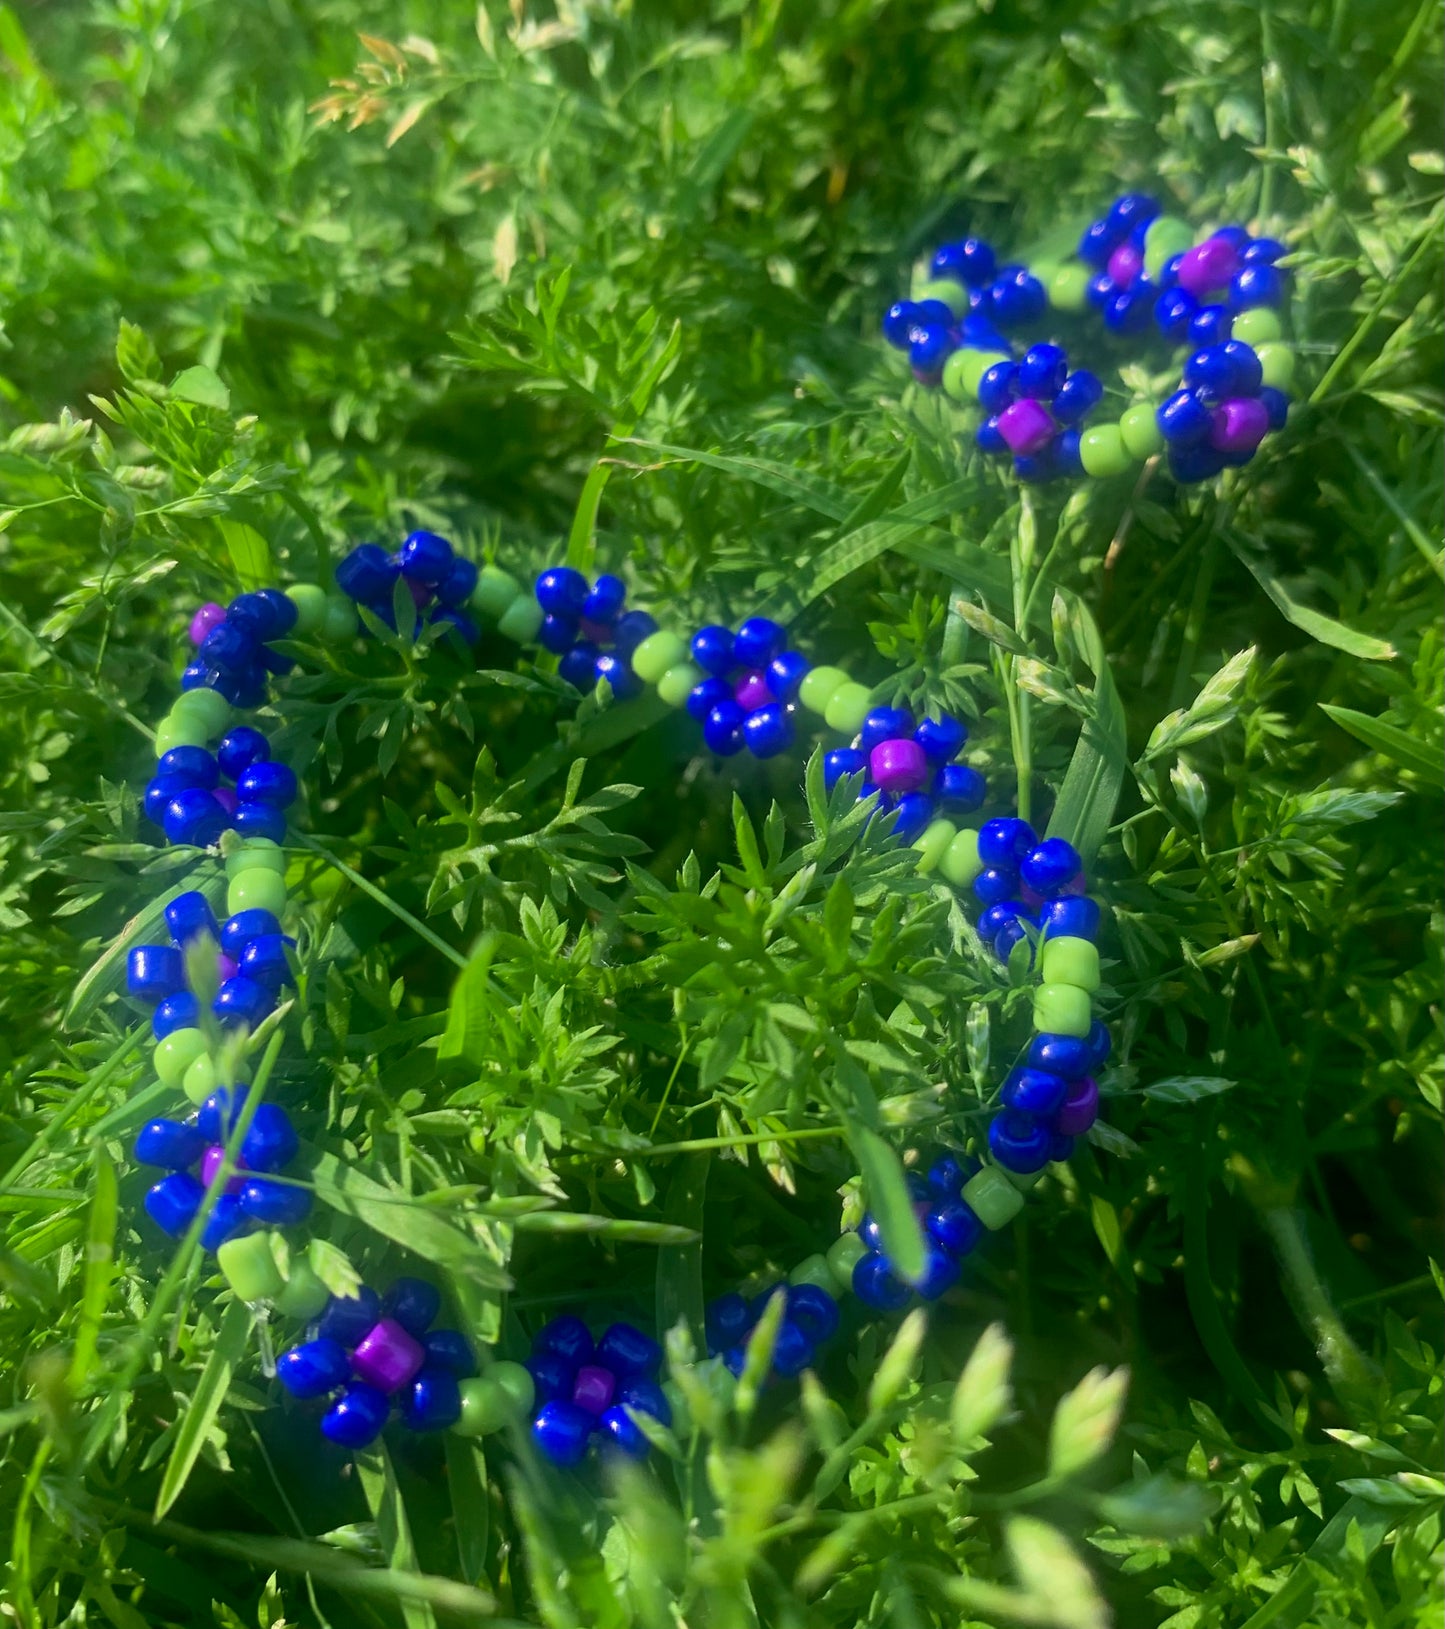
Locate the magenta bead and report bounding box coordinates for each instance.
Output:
[189,603,227,646]
[1176,237,1240,297]
[1055,1076,1100,1136]
[351,1318,426,1393]
[200,1144,246,1194]
[213,786,238,816]
[1106,242,1143,289]
[1208,397,1270,454]
[572,1363,616,1416]
[1060,873,1089,897]
[997,397,1056,456]
[216,952,240,982]
[733,670,772,712]
[870,737,928,794]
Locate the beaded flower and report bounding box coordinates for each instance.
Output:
[1154,339,1289,484]
[973,341,1107,483]
[823,705,984,838]
[530,565,659,697]
[144,715,297,849]
[277,1278,476,1447]
[525,1316,671,1465]
[846,1155,984,1311]
[704,1279,841,1376]
[333,531,480,644]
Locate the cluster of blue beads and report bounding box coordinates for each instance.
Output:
[182,588,298,711]
[684,616,812,758]
[144,725,296,849]
[970,820,1096,962]
[277,1279,476,1447]
[533,566,658,697]
[704,1281,841,1378]
[823,704,984,840]
[334,532,480,642]
[1155,339,1288,483]
[850,1155,981,1310]
[974,340,1106,482]
[882,237,1049,382]
[1148,227,1289,347]
[526,1316,671,1465]
[127,888,295,1038]
[992,1024,1109,1176]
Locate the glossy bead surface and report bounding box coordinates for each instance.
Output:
[127,944,185,1002]
[1086,1019,1112,1068]
[1020,838,1081,894]
[217,1229,287,1303]
[402,1364,462,1431]
[421,1328,476,1378]
[214,975,273,1030]
[199,622,259,675]
[909,322,952,374]
[972,866,1018,908]
[935,764,985,810]
[240,1103,299,1172]
[1032,982,1092,1038]
[277,1337,351,1399]
[913,715,965,763]
[535,1314,594,1367]
[851,1251,912,1312]
[976,901,1024,942]
[978,817,1036,867]
[321,1383,390,1449]
[134,1117,206,1170]
[1154,287,1197,340]
[235,761,297,808]
[526,1351,575,1404]
[351,1318,426,1393]
[690,625,735,675]
[436,556,480,608]
[1119,403,1165,460]
[927,1155,970,1198]
[925,1197,982,1257]
[932,236,995,287]
[596,1321,661,1379]
[976,360,1018,414]
[163,788,230,847]
[153,991,200,1039]
[1017,343,1068,399]
[240,933,294,990]
[538,611,579,654]
[199,1192,248,1252]
[1187,304,1232,348]
[1029,1032,1092,1078]
[145,775,188,825]
[156,746,219,790]
[535,567,589,615]
[1079,424,1131,479]
[891,792,932,841]
[703,699,745,755]
[1168,442,1228,483]
[382,1277,441,1337]
[572,1363,616,1415]
[823,747,866,792]
[1259,386,1290,430]
[989,267,1046,327]
[143,1171,205,1238]
[237,1177,312,1226]
[733,617,785,670]
[233,801,286,844]
[597,1403,650,1457]
[988,1110,1051,1174]
[1103,288,1150,333]
[1055,1075,1101,1136]
[870,737,928,794]
[785,1283,839,1344]
[454,1364,535,1435]
[686,675,732,721]
[314,1286,382,1346]
[336,545,396,602]
[219,907,282,960]
[398,530,453,585]
[766,650,810,700]
[859,707,913,753]
[1231,263,1283,309]
[163,891,218,951]
[1052,369,1103,425]
[154,1028,207,1087]
[770,1319,814,1377]
[743,703,793,759]
[1039,896,1100,941]
[910,1244,960,1300]
[1157,389,1212,447]
[1002,1067,1068,1117]
[533,1399,593,1466]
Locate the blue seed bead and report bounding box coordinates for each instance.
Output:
[217,665,268,709]
[934,764,986,811]
[435,556,479,608]
[1169,443,1228,483]
[1183,344,1238,404]
[912,1245,961,1300]
[1086,1020,1112,1069]
[1219,338,1264,395]
[1056,430,1084,476]
[1157,253,1185,290]
[199,622,259,675]
[976,901,1025,941]
[199,1192,248,1252]
[237,1176,312,1226]
[973,867,1019,908]
[134,1118,207,1170]
[1052,369,1103,425]
[910,299,957,330]
[1020,838,1081,895]
[236,761,297,808]
[687,675,733,722]
[153,992,199,1039]
[993,919,1029,961]
[1018,343,1068,399]
[882,299,917,348]
[704,699,746,756]
[892,792,933,841]
[423,1329,476,1378]
[743,701,793,758]
[156,746,219,789]
[988,1109,1051,1174]
[144,775,187,825]
[214,975,274,1030]
[1103,289,1150,334]
[558,641,601,689]
[857,1212,884,1251]
[977,361,1018,414]
[786,1284,840,1344]
[1110,192,1159,232]
[597,1404,650,1457]
[432,606,479,644]
[771,1319,814,1377]
[335,544,396,602]
[321,1383,391,1449]
[1029,1033,1092,1078]
[612,609,657,656]
[163,788,230,847]
[240,933,295,990]
[277,1337,351,1399]
[1260,387,1289,430]
[1213,224,1250,249]
[534,1399,594,1466]
[398,530,453,585]
[127,944,185,1002]
[748,1282,786,1322]
[596,1322,661,1380]
[976,417,1009,457]
[960,311,1009,350]
[927,1155,973,1198]
[216,727,269,782]
[1002,1067,1069,1117]
[1039,895,1100,941]
[180,661,215,692]
[145,1171,205,1237]
[721,1345,747,1377]
[905,1169,931,1201]
[229,590,293,640]
[690,625,735,675]
[594,651,643,698]
[618,1378,671,1427]
[198,1086,246,1143]
[766,650,810,700]
[1014,446,1061,485]
[535,1314,594,1367]
[233,801,286,844]
[402,1364,462,1431]
[241,1103,299,1173]
[314,1286,382,1346]
[733,617,785,670]
[1086,271,1114,309]
[705,1293,752,1355]
[1157,389,1213,447]
[1188,305,1232,349]
[909,323,953,374]
[382,1278,441,1337]
[852,1251,912,1312]
[1078,216,1123,266]
[259,642,297,677]
[932,237,996,287]
[914,715,966,763]
[535,567,589,616]
[860,707,913,753]
[926,1198,982,1257]
[527,1351,576,1404]
[538,612,580,654]
[823,747,867,791]
[1048,1133,1077,1163]
[978,816,1036,867]
[581,573,626,624]
[1242,236,1285,266]
[1154,288,1198,342]
[219,908,282,960]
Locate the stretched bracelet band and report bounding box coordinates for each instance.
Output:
[883,193,1296,484]
[119,532,1112,1466]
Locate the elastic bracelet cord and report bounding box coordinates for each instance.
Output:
[119,535,1112,1466]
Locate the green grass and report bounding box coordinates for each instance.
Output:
[0,0,1441,1624]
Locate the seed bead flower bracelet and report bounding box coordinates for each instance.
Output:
[883,193,1297,485]
[117,528,1113,1468]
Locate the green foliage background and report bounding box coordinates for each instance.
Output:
[0,0,1440,1624]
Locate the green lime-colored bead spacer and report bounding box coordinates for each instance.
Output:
[914,277,970,318]
[274,1254,333,1321]
[1048,263,1093,313]
[228,870,286,919]
[217,1230,286,1303]
[321,597,358,641]
[453,1362,536,1437]
[285,583,329,635]
[787,1253,835,1293]
[962,1166,1025,1229]
[1119,404,1165,460]
[1256,342,1295,389]
[154,1028,208,1088]
[938,827,983,888]
[172,687,231,736]
[632,630,688,685]
[225,837,286,878]
[657,661,702,707]
[1232,307,1282,347]
[1142,215,1195,283]
[182,1053,218,1106]
[797,665,848,714]
[824,681,872,736]
[155,710,211,756]
[825,1231,868,1293]
[470,565,522,622]
[912,817,957,875]
[1033,982,1092,1037]
[1040,935,1100,992]
[1079,424,1134,479]
[496,594,543,646]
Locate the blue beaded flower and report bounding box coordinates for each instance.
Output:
[1154,228,1288,349]
[529,565,653,697]
[824,706,983,831]
[704,1280,841,1379]
[974,343,1106,483]
[881,291,1013,385]
[524,1317,670,1465]
[849,1156,983,1311]
[144,725,297,849]
[1155,340,1280,483]
[183,588,300,715]
[334,533,480,645]
[1076,193,1162,336]
[276,1278,475,1448]
[686,617,812,760]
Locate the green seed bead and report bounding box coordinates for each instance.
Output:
[914,277,970,318]
[274,1256,332,1321]
[1003,1166,1046,1192]
[1040,935,1101,992]
[1255,342,1295,389]
[657,662,703,708]
[183,1053,218,1107]
[1231,307,1282,347]
[788,1253,835,1293]
[285,583,329,635]
[154,710,211,756]
[496,594,543,646]
[470,565,523,622]
[217,1231,286,1303]
[225,838,286,879]
[454,1363,536,1437]
[1142,215,1195,283]
[1119,404,1165,461]
[938,827,983,888]
[632,630,688,685]
[962,1167,1025,1230]
[154,1028,208,1088]
[227,870,286,920]
[1079,424,1133,479]
[1049,263,1093,313]
[912,817,957,875]
[1033,982,1092,1038]
[824,682,872,736]
[798,665,848,715]
[172,688,231,736]
[825,1231,869,1294]
[321,597,358,642]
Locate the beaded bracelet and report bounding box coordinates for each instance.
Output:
[883,193,1296,484]
[117,529,1112,1465]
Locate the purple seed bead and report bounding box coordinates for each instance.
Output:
[350,1318,426,1393]
[996,397,1055,456]
[1208,397,1270,455]
[189,603,227,646]
[1176,237,1240,297]
[869,738,928,794]
[1055,1076,1100,1136]
[572,1364,616,1416]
